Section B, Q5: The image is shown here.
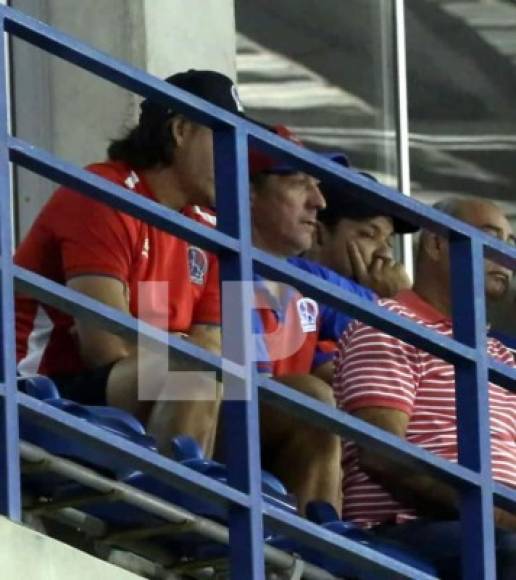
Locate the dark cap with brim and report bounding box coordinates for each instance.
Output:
[320,168,419,234]
[139,69,245,125]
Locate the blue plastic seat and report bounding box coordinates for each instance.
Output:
[269,501,438,578]
[19,375,60,400]
[18,376,158,490]
[169,435,296,515]
[77,436,297,529]
[19,377,297,558]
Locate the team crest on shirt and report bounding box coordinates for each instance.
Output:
[296,297,318,333]
[188,246,208,285]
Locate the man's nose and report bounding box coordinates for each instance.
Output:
[309,180,326,210]
[375,243,394,260]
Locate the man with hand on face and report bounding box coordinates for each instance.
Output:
[334,197,516,579]
[15,69,243,458]
[301,167,418,377]
[306,171,415,299]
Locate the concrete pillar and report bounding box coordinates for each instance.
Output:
[10,0,236,238]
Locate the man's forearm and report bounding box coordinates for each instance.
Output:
[360,449,516,529]
[360,448,459,518]
[495,507,516,532]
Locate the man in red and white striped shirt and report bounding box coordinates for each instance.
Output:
[334,197,516,578]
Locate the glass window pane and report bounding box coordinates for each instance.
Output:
[235,0,400,184]
[406,0,516,334]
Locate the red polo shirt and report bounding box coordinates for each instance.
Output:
[254,279,319,376]
[334,289,516,526]
[15,161,220,378]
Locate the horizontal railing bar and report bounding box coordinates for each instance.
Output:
[13,269,514,499]
[3,7,516,261]
[16,392,249,510]
[263,504,438,580]
[14,242,516,399]
[493,482,516,514]
[259,377,483,490]
[1,6,251,131]
[5,373,459,578]
[13,266,226,375]
[8,137,239,256]
[19,434,434,579]
[488,359,516,393]
[19,441,337,580]
[253,250,477,366]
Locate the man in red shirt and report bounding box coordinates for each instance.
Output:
[334,197,516,577]
[15,69,242,457]
[248,125,344,513]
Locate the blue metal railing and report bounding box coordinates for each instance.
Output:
[0,5,515,579]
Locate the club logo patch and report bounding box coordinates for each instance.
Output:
[188,246,208,285]
[296,297,318,333]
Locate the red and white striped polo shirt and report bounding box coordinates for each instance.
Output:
[333,289,516,527]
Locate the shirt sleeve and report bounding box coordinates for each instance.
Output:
[54,176,137,283]
[191,251,221,325]
[315,270,376,369]
[312,338,337,369]
[333,320,420,416]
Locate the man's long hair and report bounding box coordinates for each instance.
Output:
[107,113,176,169]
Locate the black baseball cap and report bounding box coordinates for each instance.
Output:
[319,163,419,234]
[139,69,245,125]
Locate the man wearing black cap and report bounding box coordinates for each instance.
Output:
[15,69,243,457]
[306,171,416,300]
[297,170,419,377]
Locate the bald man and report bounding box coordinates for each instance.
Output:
[333,197,516,579]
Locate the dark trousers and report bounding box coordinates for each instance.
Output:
[373,519,516,579]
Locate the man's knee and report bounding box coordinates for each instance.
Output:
[309,378,336,407]
[280,373,336,407]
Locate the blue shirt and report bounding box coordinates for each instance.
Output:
[287,256,376,368]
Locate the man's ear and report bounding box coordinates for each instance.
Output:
[421,230,446,261]
[249,182,257,209]
[170,115,188,147]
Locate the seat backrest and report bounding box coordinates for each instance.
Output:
[18,375,60,400]
[171,435,204,461]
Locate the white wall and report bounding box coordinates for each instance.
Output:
[144,0,236,79]
[0,516,141,580]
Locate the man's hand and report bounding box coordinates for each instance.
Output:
[495,507,516,532]
[348,241,411,298]
[67,275,133,368]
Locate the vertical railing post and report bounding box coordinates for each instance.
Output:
[450,234,496,579]
[215,124,265,579]
[0,9,22,521]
